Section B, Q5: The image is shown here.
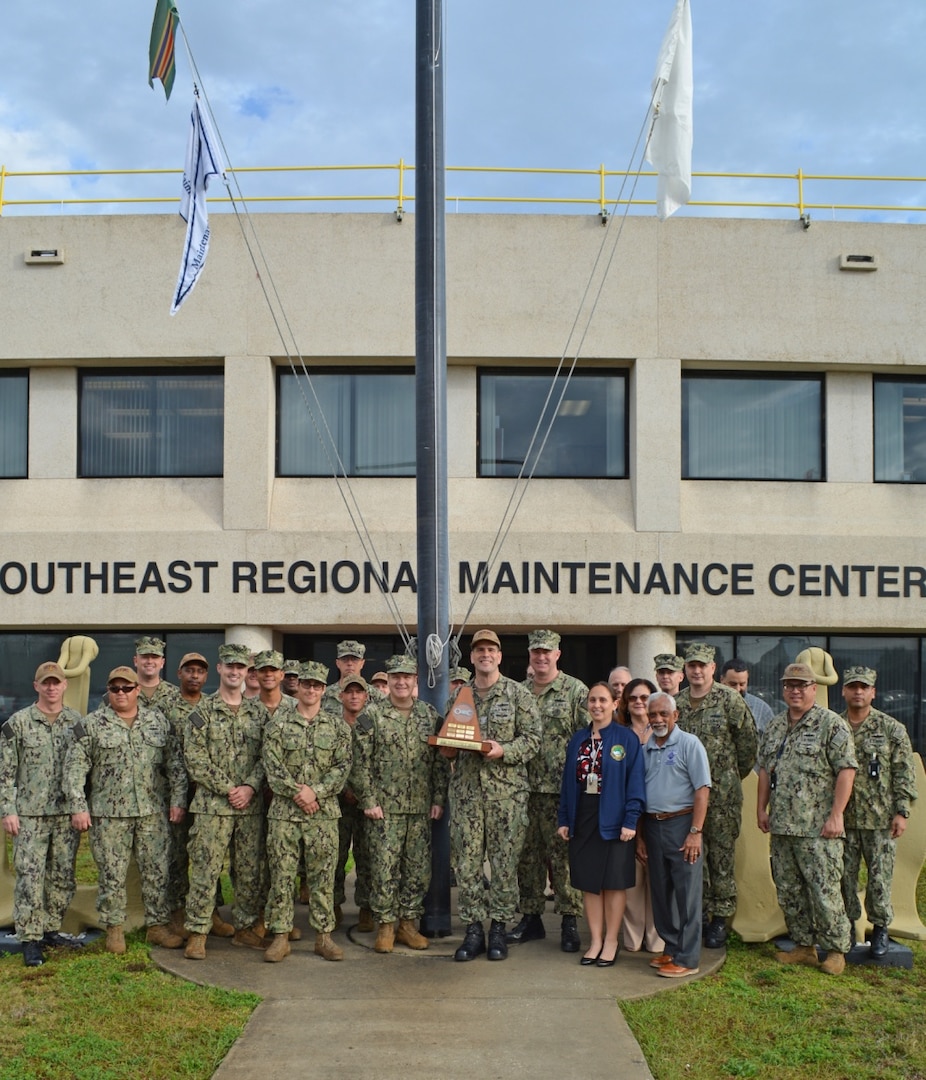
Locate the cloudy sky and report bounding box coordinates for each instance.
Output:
[2,0,924,220]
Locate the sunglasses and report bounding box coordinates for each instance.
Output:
[108,684,138,694]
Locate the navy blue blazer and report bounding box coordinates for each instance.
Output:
[558,722,645,840]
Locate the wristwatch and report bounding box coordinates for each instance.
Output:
[689,826,701,834]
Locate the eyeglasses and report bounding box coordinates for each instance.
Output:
[627,694,650,702]
[108,684,137,694]
[782,681,813,691]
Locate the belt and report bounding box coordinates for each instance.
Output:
[646,807,693,821]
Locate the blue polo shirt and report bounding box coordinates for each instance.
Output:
[642,725,711,813]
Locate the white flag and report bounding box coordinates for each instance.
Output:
[171,95,226,314]
[644,0,693,220]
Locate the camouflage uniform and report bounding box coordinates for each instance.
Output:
[262,706,352,934]
[139,680,182,714]
[163,694,198,912]
[517,671,588,915]
[758,704,858,953]
[0,704,82,942]
[350,698,448,923]
[64,704,186,928]
[183,692,266,935]
[448,676,541,923]
[840,705,917,926]
[676,682,757,918]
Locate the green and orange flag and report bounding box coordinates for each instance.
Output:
[148,0,179,100]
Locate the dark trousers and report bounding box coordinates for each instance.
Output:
[646,814,703,969]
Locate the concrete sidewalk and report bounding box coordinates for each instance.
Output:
[155,899,724,1080]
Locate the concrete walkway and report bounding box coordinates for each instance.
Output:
[155,897,725,1080]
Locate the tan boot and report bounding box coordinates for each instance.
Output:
[374,921,395,953]
[233,926,271,950]
[264,933,291,963]
[169,908,190,940]
[210,909,235,938]
[298,882,310,905]
[314,932,343,961]
[105,925,126,955]
[396,918,429,950]
[253,915,267,938]
[184,932,207,960]
[820,951,846,975]
[357,907,375,933]
[288,927,302,941]
[146,924,184,949]
[775,944,819,967]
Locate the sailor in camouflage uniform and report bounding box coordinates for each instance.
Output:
[322,640,385,710]
[350,655,448,953]
[262,661,352,963]
[757,662,858,975]
[676,642,757,947]
[65,666,186,955]
[840,665,917,957]
[506,630,587,952]
[444,629,541,962]
[182,643,268,959]
[132,635,182,713]
[0,663,83,967]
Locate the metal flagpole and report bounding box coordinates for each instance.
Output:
[416,0,451,935]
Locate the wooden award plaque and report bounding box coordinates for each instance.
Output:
[429,686,491,753]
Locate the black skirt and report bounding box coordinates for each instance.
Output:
[568,791,636,894]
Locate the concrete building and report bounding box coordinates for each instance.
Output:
[1,211,924,747]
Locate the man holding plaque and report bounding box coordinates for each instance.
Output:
[443,629,541,962]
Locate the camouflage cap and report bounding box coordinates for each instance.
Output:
[527,629,561,651]
[684,642,716,664]
[340,673,369,692]
[34,661,67,683]
[471,628,501,648]
[283,660,302,676]
[134,635,166,657]
[107,665,138,685]
[843,665,877,687]
[370,671,389,683]
[449,666,472,683]
[299,660,329,684]
[385,654,418,675]
[253,649,284,670]
[654,653,684,672]
[218,643,252,665]
[178,652,209,669]
[780,662,816,683]
[336,640,366,659]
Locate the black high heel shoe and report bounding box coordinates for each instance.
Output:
[596,944,620,967]
[580,949,602,966]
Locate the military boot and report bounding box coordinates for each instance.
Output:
[314,932,343,961]
[775,944,819,967]
[105,925,126,955]
[146,924,184,949]
[168,909,190,941]
[454,922,486,961]
[184,933,207,960]
[396,918,429,950]
[505,913,545,945]
[487,920,508,961]
[357,907,375,932]
[374,921,395,953]
[22,941,44,967]
[210,909,235,937]
[560,915,581,953]
[288,927,303,941]
[870,926,889,958]
[233,926,271,950]
[703,917,728,949]
[264,933,291,963]
[820,951,846,975]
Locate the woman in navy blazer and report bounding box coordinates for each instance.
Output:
[557,682,645,966]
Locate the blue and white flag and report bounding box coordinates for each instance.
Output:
[645,0,693,220]
[171,94,226,314]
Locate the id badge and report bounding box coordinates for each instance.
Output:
[586,773,600,794]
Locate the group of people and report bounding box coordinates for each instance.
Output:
[0,631,917,980]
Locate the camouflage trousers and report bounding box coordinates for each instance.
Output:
[265,815,339,935]
[842,827,896,926]
[185,813,264,935]
[451,789,528,924]
[12,815,79,942]
[166,814,191,912]
[770,833,851,954]
[702,794,742,919]
[90,812,171,928]
[367,812,431,923]
[335,799,371,909]
[516,792,582,916]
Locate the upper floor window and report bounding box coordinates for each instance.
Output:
[79,370,223,478]
[874,377,926,482]
[278,369,416,477]
[0,371,28,478]
[682,373,824,481]
[478,370,627,478]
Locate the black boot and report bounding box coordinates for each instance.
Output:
[487,920,508,961]
[870,925,889,958]
[560,915,581,953]
[505,912,545,945]
[703,916,728,949]
[22,941,44,967]
[454,922,486,962]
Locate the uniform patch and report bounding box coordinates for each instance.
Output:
[72,721,86,740]
[190,712,205,730]
[356,713,373,733]
[1,720,13,739]
[610,745,626,761]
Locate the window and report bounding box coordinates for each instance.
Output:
[79,370,223,478]
[478,371,627,478]
[0,371,28,478]
[278,370,416,477]
[874,378,926,482]
[682,374,824,481]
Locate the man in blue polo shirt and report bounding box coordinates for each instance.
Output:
[638,691,711,979]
